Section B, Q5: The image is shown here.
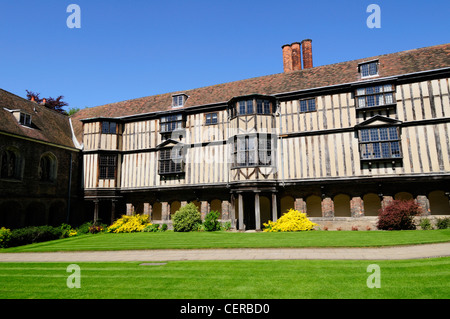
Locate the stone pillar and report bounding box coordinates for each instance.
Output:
[93,200,99,225]
[294,198,307,213]
[238,193,244,231]
[350,197,364,218]
[221,200,230,220]
[416,195,430,216]
[126,203,134,216]
[181,201,188,207]
[381,196,394,210]
[230,195,236,229]
[201,201,209,220]
[272,193,278,222]
[255,193,261,231]
[321,197,334,217]
[111,199,117,225]
[161,202,169,221]
[143,203,152,220]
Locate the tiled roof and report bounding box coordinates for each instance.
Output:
[69,42,449,141]
[0,89,76,149]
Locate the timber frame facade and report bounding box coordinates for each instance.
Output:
[72,41,450,230]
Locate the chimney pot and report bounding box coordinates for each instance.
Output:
[291,42,302,71]
[30,96,35,102]
[301,39,313,69]
[41,98,47,105]
[282,44,293,73]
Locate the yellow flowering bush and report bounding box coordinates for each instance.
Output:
[107,214,151,233]
[263,209,318,232]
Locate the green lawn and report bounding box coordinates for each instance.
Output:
[0,258,449,299]
[2,229,450,252]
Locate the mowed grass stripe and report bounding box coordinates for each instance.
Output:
[0,258,449,299]
[2,229,450,252]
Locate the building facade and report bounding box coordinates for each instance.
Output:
[71,40,450,230]
[0,89,83,228]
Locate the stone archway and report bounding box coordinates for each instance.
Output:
[363,193,381,216]
[306,195,322,217]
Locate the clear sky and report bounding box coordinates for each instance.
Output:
[0,0,449,112]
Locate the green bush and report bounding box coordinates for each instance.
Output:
[436,217,450,229]
[0,227,12,248]
[204,211,221,231]
[419,218,433,230]
[172,203,202,232]
[8,225,64,247]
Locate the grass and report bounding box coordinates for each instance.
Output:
[0,258,449,299]
[2,229,450,252]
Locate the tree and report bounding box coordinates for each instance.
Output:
[26,90,69,115]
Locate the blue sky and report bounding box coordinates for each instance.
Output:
[0,0,449,112]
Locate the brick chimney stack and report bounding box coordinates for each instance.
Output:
[301,39,313,69]
[282,44,293,73]
[291,42,302,71]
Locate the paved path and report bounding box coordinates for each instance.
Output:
[1,243,449,262]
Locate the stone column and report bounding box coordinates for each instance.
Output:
[350,197,364,218]
[294,198,307,213]
[381,196,394,210]
[272,193,278,222]
[416,195,430,216]
[110,199,117,225]
[143,202,152,220]
[321,197,334,217]
[221,200,230,220]
[93,200,99,225]
[238,193,244,231]
[181,201,188,207]
[201,201,209,220]
[255,192,261,231]
[126,203,134,216]
[230,195,236,229]
[161,202,169,221]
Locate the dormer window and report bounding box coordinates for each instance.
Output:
[172,94,187,108]
[19,113,31,127]
[359,60,379,78]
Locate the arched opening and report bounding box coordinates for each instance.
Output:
[24,202,47,226]
[363,193,381,216]
[170,201,181,216]
[0,147,22,180]
[395,192,413,201]
[0,201,22,229]
[306,195,322,217]
[48,201,66,226]
[334,194,351,217]
[191,200,201,212]
[210,199,222,216]
[260,196,271,225]
[429,191,450,215]
[280,196,294,215]
[152,202,162,220]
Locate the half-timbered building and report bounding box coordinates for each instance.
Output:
[71,40,450,230]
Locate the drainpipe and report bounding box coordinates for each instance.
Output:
[66,152,73,224]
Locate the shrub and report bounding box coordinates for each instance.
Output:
[107,214,151,233]
[0,227,12,248]
[89,225,104,234]
[204,211,221,231]
[143,223,160,232]
[351,226,359,231]
[436,217,450,229]
[419,218,433,230]
[60,223,78,238]
[263,209,317,232]
[172,203,201,232]
[8,225,63,247]
[221,221,232,231]
[377,199,421,230]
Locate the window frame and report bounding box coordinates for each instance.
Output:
[358,125,402,161]
[230,134,276,168]
[158,147,185,175]
[172,94,187,108]
[299,98,316,113]
[355,84,396,110]
[0,149,21,180]
[98,154,117,180]
[101,121,117,134]
[205,112,218,125]
[19,112,31,127]
[359,61,379,79]
[230,97,274,118]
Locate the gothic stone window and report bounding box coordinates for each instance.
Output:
[39,153,57,182]
[0,148,21,180]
